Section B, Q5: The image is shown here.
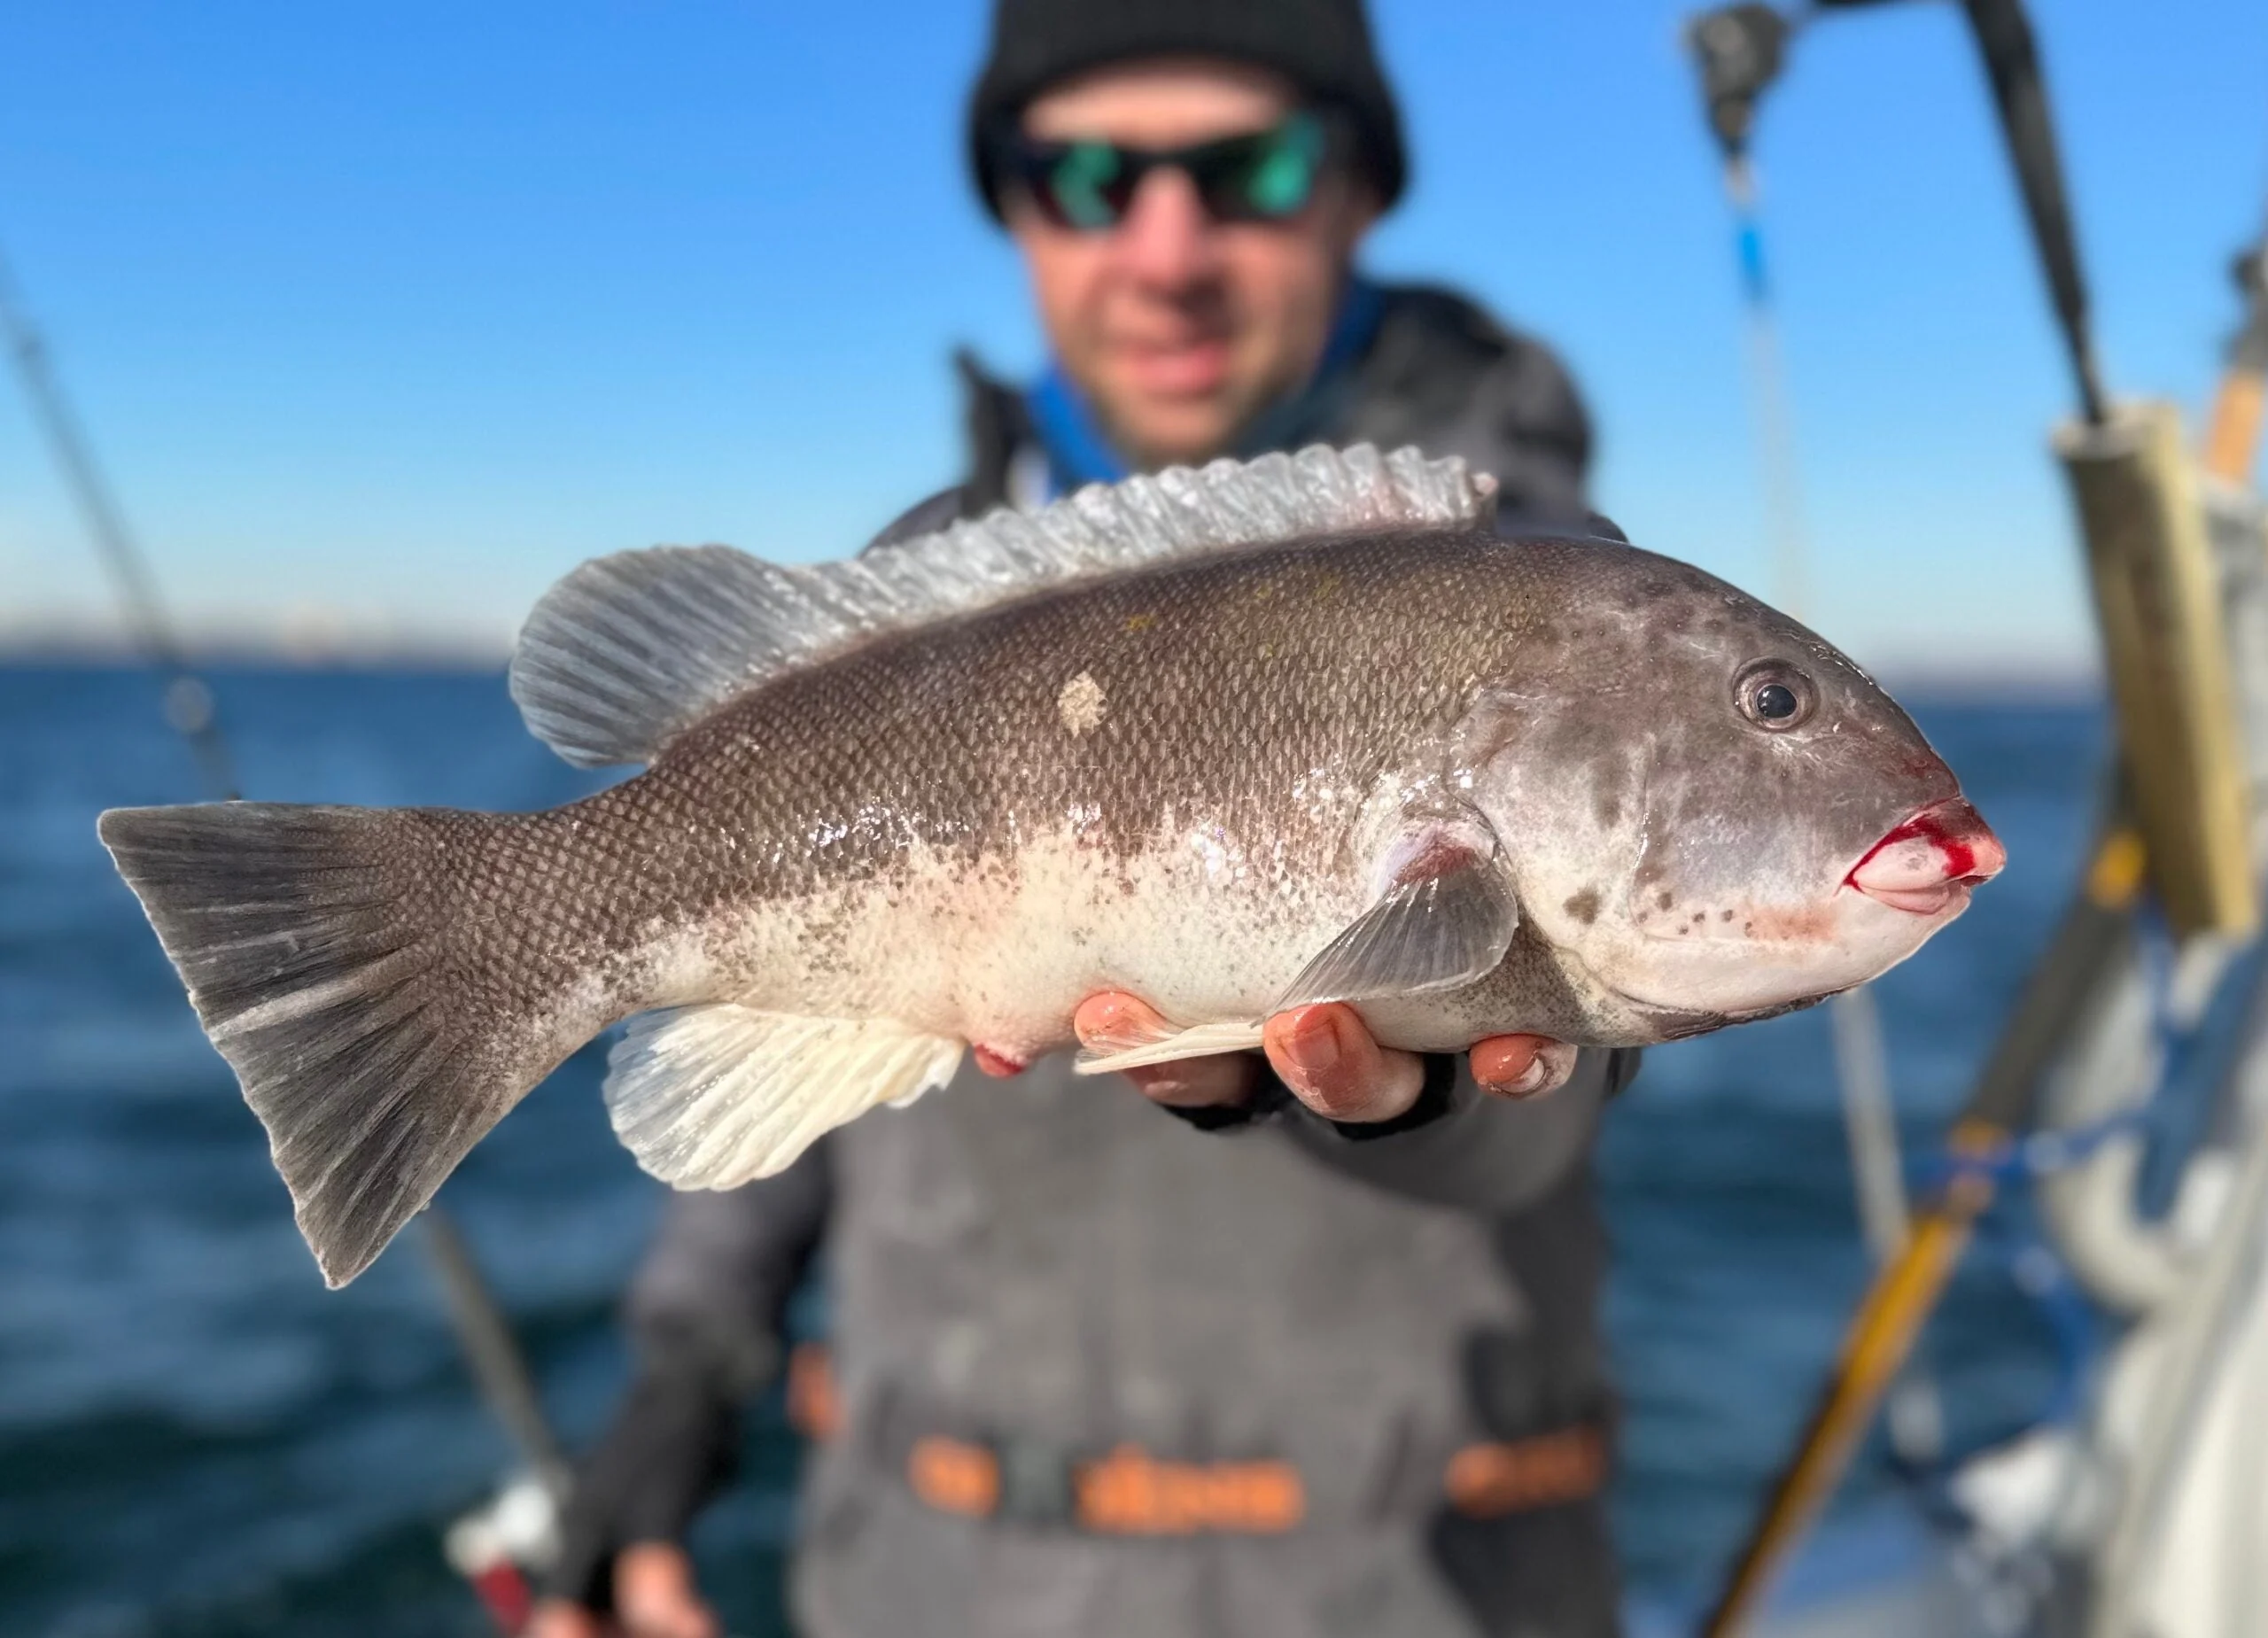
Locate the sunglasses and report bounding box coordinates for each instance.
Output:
[990,110,1337,232]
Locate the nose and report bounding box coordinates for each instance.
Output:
[1114,167,1219,288]
[1847,798,2005,914]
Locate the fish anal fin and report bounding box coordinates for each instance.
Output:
[605,1006,964,1188]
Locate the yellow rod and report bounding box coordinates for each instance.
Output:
[1701,1153,2000,1636]
[1703,826,2148,1635]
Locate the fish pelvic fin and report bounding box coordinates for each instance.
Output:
[605,1006,964,1188]
[98,803,567,1288]
[509,444,1498,768]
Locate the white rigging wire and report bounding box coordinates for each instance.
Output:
[1725,157,1943,1465]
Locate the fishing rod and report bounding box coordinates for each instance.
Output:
[1682,2,2168,1630]
[0,237,562,1633]
[0,250,240,801]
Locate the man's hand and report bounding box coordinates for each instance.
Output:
[525,1543,719,1638]
[1048,994,1573,1122]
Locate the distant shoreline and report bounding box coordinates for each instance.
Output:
[0,640,511,672]
[0,644,2107,705]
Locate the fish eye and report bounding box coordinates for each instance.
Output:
[1735,661,1815,731]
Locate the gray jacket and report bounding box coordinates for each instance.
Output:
[553,283,1631,1637]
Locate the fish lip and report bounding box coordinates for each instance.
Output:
[1844,798,2004,915]
[1852,879,1973,917]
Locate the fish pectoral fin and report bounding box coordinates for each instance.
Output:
[606,1006,964,1189]
[1075,1019,1269,1075]
[1276,844,1520,1011]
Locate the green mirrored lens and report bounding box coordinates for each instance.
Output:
[1242,113,1325,216]
[1049,142,1124,230]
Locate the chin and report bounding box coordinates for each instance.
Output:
[1095,371,1266,469]
[1112,411,1239,470]
[1610,892,1969,1021]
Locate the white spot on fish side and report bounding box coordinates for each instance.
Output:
[1057,671,1107,736]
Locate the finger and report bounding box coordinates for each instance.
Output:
[615,1543,720,1638]
[524,1603,604,1638]
[1471,1035,1576,1099]
[1074,992,1256,1108]
[1072,990,1168,1055]
[1262,1003,1423,1123]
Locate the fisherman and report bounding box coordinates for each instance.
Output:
[532,3,1632,1633]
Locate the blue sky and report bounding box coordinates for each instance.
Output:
[1,1,2263,672]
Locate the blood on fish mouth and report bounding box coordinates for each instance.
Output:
[1845,799,2006,916]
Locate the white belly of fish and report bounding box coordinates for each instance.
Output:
[788,820,1364,1054]
[595,819,1376,1192]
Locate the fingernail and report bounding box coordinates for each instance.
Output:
[1483,1058,1551,1100]
[1282,1010,1342,1080]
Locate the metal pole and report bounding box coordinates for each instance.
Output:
[1957,0,2110,426]
[1806,0,2111,423]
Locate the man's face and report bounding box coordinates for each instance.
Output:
[1006,60,1379,470]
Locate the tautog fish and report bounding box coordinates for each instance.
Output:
[100,446,2001,1285]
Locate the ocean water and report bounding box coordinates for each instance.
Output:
[0,664,2101,1636]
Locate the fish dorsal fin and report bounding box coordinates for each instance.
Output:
[509,547,867,770]
[509,443,1497,767]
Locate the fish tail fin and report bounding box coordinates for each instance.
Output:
[99,802,563,1287]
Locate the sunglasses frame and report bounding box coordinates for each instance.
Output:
[987,108,1348,232]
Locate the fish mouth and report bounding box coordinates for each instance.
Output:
[1844,798,2006,917]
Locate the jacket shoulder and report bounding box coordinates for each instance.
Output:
[861,484,978,553]
[1348,283,1594,523]
[1365,283,1573,392]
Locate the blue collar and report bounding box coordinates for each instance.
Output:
[1023,276,1386,497]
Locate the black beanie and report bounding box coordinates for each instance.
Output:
[967,0,1408,221]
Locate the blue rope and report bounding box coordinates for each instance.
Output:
[1735,210,1771,308]
[1915,911,2186,1192]
[1908,1107,2154,1191]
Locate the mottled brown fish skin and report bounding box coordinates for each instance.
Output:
[468,527,1495,1014]
[461,524,1950,1037]
[418,528,1474,1033]
[99,520,1971,1285]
